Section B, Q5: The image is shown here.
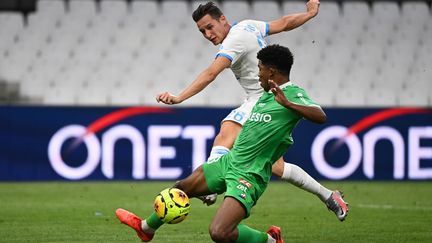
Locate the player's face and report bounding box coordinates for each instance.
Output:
[258,61,271,91]
[196,14,228,45]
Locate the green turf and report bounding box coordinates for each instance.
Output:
[1,181,431,242]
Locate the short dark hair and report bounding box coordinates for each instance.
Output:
[192,1,223,22]
[257,44,294,78]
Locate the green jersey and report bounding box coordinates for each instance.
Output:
[227,82,320,182]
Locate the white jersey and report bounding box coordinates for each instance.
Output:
[216,20,269,99]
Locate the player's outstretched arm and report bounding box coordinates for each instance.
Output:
[156,56,231,105]
[269,80,326,124]
[268,0,319,35]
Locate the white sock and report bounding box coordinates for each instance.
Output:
[141,220,155,234]
[281,163,332,202]
[207,145,230,161]
[267,234,276,243]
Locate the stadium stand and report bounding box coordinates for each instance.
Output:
[0,0,431,107]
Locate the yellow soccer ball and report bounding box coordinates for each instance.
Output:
[154,188,190,224]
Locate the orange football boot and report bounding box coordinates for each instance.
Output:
[267,225,284,243]
[115,208,154,242]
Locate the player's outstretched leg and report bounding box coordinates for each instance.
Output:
[201,145,230,205]
[202,121,242,205]
[233,224,284,243]
[275,160,350,221]
[267,225,284,243]
[116,208,163,242]
[116,166,211,241]
[210,197,284,243]
[325,190,349,221]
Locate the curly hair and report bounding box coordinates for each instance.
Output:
[257,44,294,78]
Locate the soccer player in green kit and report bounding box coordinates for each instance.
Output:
[116,44,334,243]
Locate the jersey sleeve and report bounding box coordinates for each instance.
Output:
[245,19,269,37]
[287,87,321,108]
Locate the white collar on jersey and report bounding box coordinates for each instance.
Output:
[267,81,293,93]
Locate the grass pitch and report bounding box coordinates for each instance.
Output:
[1,181,431,242]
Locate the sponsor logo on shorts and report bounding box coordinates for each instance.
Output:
[240,193,246,199]
[239,179,253,188]
[237,184,248,192]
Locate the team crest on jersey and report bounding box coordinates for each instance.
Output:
[297,92,310,105]
[244,24,257,32]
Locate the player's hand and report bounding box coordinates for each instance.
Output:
[306,0,320,18]
[269,80,291,107]
[198,195,217,206]
[156,92,181,105]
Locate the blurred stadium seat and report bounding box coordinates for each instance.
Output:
[221,0,250,23]
[44,86,76,105]
[251,1,280,22]
[0,0,430,107]
[398,87,430,107]
[334,89,366,107]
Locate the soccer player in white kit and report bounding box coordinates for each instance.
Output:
[156,1,348,221]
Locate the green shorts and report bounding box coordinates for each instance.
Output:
[202,155,267,218]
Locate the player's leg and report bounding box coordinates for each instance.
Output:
[208,197,245,242]
[142,166,213,233]
[174,165,213,197]
[272,158,349,221]
[207,120,242,160]
[210,173,284,243]
[272,157,332,201]
[209,197,281,243]
[205,105,250,205]
[203,120,242,205]
[208,101,254,161]
[116,166,212,241]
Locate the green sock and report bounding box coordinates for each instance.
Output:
[145,212,164,230]
[235,224,268,243]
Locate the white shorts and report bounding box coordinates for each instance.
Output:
[222,97,260,126]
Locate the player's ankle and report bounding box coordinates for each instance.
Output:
[267,234,277,243]
[141,220,156,234]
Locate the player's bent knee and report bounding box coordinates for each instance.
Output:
[271,158,285,178]
[213,122,242,147]
[173,180,188,195]
[221,126,239,139]
[209,225,233,242]
[173,180,181,188]
[174,166,207,197]
[214,133,236,149]
[175,178,197,196]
